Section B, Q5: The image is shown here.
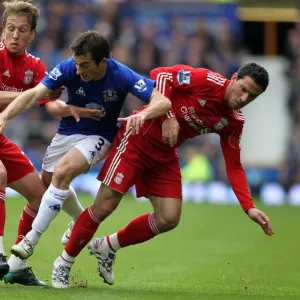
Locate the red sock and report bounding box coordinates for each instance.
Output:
[65,206,100,257]
[15,204,37,244]
[0,189,6,237]
[117,213,160,248]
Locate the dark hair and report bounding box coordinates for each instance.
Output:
[2,0,40,31]
[237,63,269,92]
[71,31,110,64]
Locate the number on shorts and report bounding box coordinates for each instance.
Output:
[95,137,105,151]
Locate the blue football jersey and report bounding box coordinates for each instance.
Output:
[42,57,155,142]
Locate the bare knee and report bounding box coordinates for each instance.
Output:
[155,213,180,233]
[91,184,122,221]
[0,167,7,188]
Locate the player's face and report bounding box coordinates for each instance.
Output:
[73,54,107,82]
[226,74,263,110]
[2,14,35,56]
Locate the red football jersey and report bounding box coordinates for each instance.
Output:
[0,41,47,96]
[150,65,254,212]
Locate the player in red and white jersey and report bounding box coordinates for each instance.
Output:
[0,1,99,286]
[50,62,273,287]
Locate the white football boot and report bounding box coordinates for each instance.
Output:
[51,256,72,289]
[61,221,75,245]
[11,237,34,260]
[88,237,116,285]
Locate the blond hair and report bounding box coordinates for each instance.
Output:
[2,0,40,30]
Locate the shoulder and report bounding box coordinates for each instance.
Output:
[205,70,227,86]
[107,58,132,76]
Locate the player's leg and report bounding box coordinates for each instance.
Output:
[51,130,137,288]
[12,148,87,260]
[41,169,83,245]
[90,156,182,284]
[0,137,46,286]
[0,160,8,279]
[12,134,110,259]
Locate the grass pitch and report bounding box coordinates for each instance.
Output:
[0,194,299,300]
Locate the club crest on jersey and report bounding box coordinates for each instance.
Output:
[214,118,228,131]
[177,70,191,85]
[134,79,147,92]
[103,88,118,102]
[23,70,34,84]
[114,173,124,185]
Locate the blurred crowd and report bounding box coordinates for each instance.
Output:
[2,0,245,181]
[282,22,300,187]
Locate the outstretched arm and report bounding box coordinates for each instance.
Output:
[0,82,51,132]
[220,132,274,236]
[44,100,104,122]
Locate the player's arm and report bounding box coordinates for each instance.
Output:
[118,88,171,134]
[0,91,23,109]
[0,82,51,132]
[44,100,103,121]
[220,131,273,236]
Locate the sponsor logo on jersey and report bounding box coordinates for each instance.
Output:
[49,67,62,80]
[85,102,106,118]
[1,83,23,92]
[24,70,34,84]
[3,70,10,77]
[177,70,191,85]
[214,118,228,131]
[76,87,86,96]
[103,88,118,102]
[134,79,147,92]
[198,99,206,107]
[114,173,124,185]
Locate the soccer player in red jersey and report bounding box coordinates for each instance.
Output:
[0,1,99,285]
[49,62,274,288]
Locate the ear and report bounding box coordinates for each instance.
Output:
[29,29,36,42]
[231,72,238,81]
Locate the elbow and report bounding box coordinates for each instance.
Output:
[164,97,172,111]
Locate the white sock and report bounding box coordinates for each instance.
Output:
[60,250,75,267]
[0,236,5,255]
[62,186,84,220]
[7,254,26,270]
[27,183,69,245]
[106,233,121,252]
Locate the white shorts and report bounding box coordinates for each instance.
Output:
[42,133,111,172]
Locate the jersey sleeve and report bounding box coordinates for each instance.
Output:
[150,65,208,121]
[220,127,256,212]
[42,61,65,90]
[34,60,49,106]
[122,65,155,103]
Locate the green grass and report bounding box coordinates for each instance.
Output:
[0,194,299,300]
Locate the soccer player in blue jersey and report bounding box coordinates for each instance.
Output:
[0,30,171,263]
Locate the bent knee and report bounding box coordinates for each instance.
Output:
[156,214,180,232]
[0,168,7,187]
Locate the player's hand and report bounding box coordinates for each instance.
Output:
[0,114,8,133]
[247,208,274,236]
[162,117,180,147]
[118,112,146,134]
[45,87,65,100]
[69,105,104,122]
